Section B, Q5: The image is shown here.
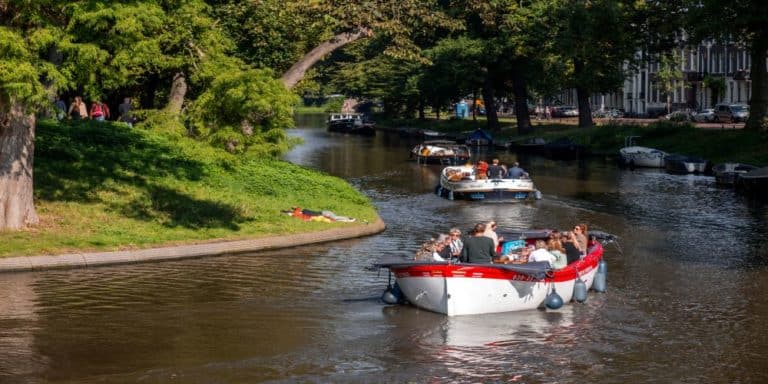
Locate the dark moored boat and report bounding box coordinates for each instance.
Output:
[507,137,546,153]
[327,113,376,136]
[735,166,768,197]
[465,128,493,146]
[542,137,584,159]
[712,162,758,185]
[664,153,707,174]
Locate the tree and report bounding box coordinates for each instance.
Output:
[549,0,640,127]
[0,27,48,229]
[657,52,684,114]
[702,73,726,106]
[188,69,298,156]
[686,0,768,131]
[0,0,256,230]
[258,0,458,90]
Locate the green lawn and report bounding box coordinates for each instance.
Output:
[0,119,378,257]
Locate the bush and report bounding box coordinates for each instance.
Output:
[188,68,298,156]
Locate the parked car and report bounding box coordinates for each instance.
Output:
[562,106,579,117]
[715,103,749,123]
[553,105,578,117]
[664,110,692,122]
[691,108,715,122]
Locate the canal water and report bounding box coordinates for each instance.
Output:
[2,114,767,383]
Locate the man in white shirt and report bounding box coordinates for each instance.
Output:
[527,240,556,267]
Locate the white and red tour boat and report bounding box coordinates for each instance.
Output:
[376,229,611,316]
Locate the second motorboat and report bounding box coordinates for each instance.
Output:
[435,165,542,201]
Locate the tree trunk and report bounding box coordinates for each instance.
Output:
[512,72,532,135]
[746,35,768,131]
[166,72,188,115]
[418,98,425,120]
[482,77,500,132]
[574,59,594,128]
[576,86,593,127]
[281,28,373,90]
[0,101,39,230]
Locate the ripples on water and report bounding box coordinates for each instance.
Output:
[2,122,768,383]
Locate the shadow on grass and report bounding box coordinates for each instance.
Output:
[117,185,251,230]
[34,120,247,230]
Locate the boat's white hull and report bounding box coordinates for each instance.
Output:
[620,146,667,168]
[389,246,602,316]
[437,165,539,201]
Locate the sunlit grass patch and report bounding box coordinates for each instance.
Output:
[0,119,377,257]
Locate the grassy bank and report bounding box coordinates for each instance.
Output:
[0,120,378,257]
[380,116,768,165]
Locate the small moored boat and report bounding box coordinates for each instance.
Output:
[465,128,493,146]
[507,137,547,153]
[712,163,757,186]
[712,162,758,185]
[410,141,470,165]
[327,113,376,136]
[735,166,768,197]
[619,136,667,168]
[376,229,613,316]
[435,165,541,201]
[664,153,708,174]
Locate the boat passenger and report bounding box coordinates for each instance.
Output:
[483,221,503,249]
[414,240,437,261]
[573,223,588,254]
[487,158,507,179]
[475,161,489,180]
[527,240,556,266]
[434,234,452,261]
[562,231,583,264]
[547,238,568,269]
[460,223,497,264]
[446,168,463,181]
[448,228,464,258]
[505,162,528,179]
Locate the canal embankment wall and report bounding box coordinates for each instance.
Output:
[0,217,386,273]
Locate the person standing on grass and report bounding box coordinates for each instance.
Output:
[119,97,135,127]
[90,99,110,121]
[68,96,87,120]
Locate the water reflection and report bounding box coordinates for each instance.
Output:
[1,114,767,382]
[0,274,45,381]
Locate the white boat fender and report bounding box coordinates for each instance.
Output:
[573,275,588,303]
[593,260,607,293]
[545,284,564,310]
[534,190,542,200]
